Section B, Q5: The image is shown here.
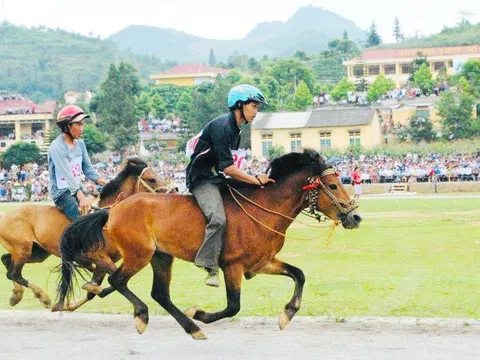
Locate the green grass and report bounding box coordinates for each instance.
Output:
[1,197,480,318]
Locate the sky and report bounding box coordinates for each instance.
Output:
[1,0,479,43]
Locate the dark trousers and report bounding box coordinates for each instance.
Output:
[191,182,226,270]
[54,189,80,222]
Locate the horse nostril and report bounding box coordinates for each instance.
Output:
[353,214,362,223]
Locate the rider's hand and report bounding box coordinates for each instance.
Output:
[255,174,275,187]
[76,191,91,215]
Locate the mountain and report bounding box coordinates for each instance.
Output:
[108,6,366,62]
[0,22,174,102]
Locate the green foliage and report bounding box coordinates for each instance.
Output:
[111,125,138,157]
[82,124,106,155]
[356,78,369,92]
[398,116,437,143]
[208,49,216,66]
[291,80,312,110]
[393,17,404,42]
[367,74,396,102]
[413,64,434,95]
[330,77,355,101]
[459,59,480,97]
[267,144,286,160]
[437,91,479,140]
[0,23,173,101]
[264,58,314,94]
[95,62,141,135]
[366,21,382,47]
[1,142,45,169]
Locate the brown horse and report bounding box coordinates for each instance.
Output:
[0,157,168,309]
[54,149,362,339]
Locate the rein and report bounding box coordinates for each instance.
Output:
[227,167,353,242]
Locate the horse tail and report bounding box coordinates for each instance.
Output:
[56,209,110,305]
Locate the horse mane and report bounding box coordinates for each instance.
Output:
[268,148,331,181]
[99,157,148,200]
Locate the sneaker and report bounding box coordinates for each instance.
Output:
[204,268,220,287]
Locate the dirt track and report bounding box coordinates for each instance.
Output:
[1,311,479,360]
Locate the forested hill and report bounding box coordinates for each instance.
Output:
[108,6,366,61]
[377,23,480,49]
[0,22,174,102]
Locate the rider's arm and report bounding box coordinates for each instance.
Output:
[79,140,102,184]
[223,165,274,186]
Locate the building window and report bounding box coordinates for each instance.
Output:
[290,133,301,139]
[367,65,379,76]
[383,64,396,75]
[447,60,453,68]
[353,65,364,77]
[261,134,273,140]
[348,130,361,146]
[0,142,5,148]
[416,107,430,119]
[401,63,413,74]
[291,140,302,151]
[262,141,272,156]
[319,131,332,150]
[433,61,445,72]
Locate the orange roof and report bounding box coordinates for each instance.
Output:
[352,45,480,61]
[159,63,229,76]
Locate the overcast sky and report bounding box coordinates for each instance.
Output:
[2,0,479,43]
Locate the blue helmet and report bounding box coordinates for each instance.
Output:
[227,84,268,109]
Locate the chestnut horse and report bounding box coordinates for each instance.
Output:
[0,157,167,309]
[54,149,362,339]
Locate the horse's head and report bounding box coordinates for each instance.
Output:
[303,150,361,229]
[269,149,362,229]
[124,157,169,194]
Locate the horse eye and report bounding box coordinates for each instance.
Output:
[148,178,156,183]
[329,184,337,190]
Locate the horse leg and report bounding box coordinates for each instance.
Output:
[107,258,151,334]
[185,264,243,324]
[257,258,305,330]
[7,247,51,308]
[150,251,206,340]
[66,268,108,312]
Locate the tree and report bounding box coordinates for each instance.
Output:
[409,52,429,82]
[342,30,348,40]
[291,80,312,110]
[459,59,480,97]
[208,49,216,66]
[401,115,437,143]
[366,21,382,47]
[96,62,141,135]
[356,78,369,92]
[330,77,355,102]
[437,91,478,139]
[367,74,396,102]
[111,125,139,158]
[393,17,404,42]
[1,142,44,169]
[294,51,309,61]
[413,63,434,95]
[82,124,106,155]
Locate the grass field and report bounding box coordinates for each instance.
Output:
[1,196,479,319]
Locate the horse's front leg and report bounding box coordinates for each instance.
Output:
[257,257,305,330]
[185,263,243,324]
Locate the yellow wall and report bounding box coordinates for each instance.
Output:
[251,115,381,158]
[155,77,195,86]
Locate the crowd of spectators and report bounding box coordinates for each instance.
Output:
[1,151,480,203]
[138,116,188,134]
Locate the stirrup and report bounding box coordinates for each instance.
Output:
[204,268,220,287]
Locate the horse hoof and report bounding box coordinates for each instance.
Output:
[51,303,63,313]
[42,299,52,309]
[9,297,21,307]
[135,316,147,334]
[82,283,102,295]
[184,306,200,318]
[191,330,207,340]
[278,311,291,330]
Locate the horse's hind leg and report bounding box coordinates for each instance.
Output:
[1,254,24,305]
[107,257,151,334]
[185,263,243,324]
[65,268,108,312]
[150,251,206,340]
[257,258,305,330]
[7,245,51,308]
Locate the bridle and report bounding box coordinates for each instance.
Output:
[302,168,358,222]
[136,167,169,193]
